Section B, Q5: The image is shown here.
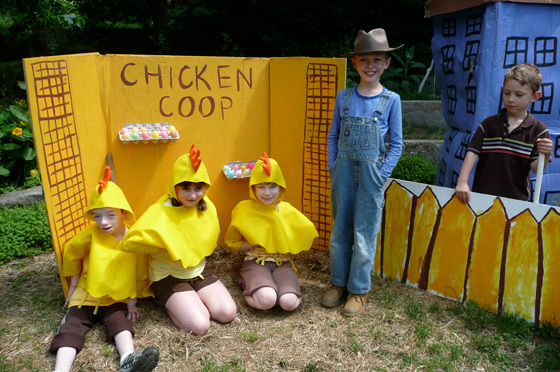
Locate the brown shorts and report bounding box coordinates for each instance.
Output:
[151,266,219,307]
[49,303,133,353]
[240,259,301,298]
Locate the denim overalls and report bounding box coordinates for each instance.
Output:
[329,88,392,294]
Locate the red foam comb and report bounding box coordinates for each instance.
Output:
[260,151,271,177]
[98,166,111,194]
[190,144,202,172]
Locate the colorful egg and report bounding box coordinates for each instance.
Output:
[121,132,131,140]
[120,128,129,135]
[242,168,251,177]
[240,164,247,170]
[227,169,235,178]
[140,127,148,132]
[131,132,141,140]
[169,130,179,138]
[247,162,255,170]
[234,169,243,178]
[131,127,140,134]
[232,164,240,171]
[160,131,169,139]
[151,131,160,139]
[141,132,150,140]
[168,125,176,132]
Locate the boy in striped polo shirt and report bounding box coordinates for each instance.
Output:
[455,63,553,203]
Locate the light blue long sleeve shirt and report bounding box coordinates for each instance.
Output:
[327,86,403,181]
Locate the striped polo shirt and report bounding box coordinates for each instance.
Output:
[468,109,550,201]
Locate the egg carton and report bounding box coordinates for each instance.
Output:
[118,123,180,145]
[222,160,257,180]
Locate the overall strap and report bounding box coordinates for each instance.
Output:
[374,90,393,120]
[342,88,353,116]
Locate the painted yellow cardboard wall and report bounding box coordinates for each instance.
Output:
[23,53,345,294]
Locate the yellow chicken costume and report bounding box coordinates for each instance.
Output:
[120,145,220,282]
[225,152,318,256]
[62,167,151,311]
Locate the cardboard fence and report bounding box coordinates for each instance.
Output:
[23,53,346,294]
[426,0,560,206]
[377,178,560,327]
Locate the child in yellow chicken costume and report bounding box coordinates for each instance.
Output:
[49,167,158,372]
[225,152,318,311]
[120,145,236,335]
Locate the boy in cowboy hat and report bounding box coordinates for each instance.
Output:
[322,28,403,316]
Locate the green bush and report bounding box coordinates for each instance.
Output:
[0,201,52,263]
[391,154,437,184]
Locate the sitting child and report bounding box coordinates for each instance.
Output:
[225,152,318,311]
[120,145,237,335]
[49,166,158,372]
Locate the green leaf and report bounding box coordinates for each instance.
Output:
[9,105,30,124]
[17,81,27,91]
[0,166,9,177]
[22,128,34,138]
[3,143,22,150]
[22,147,36,161]
[0,111,10,125]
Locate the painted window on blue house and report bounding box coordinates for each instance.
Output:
[466,86,476,114]
[441,45,455,74]
[442,18,456,37]
[466,14,482,36]
[534,37,557,67]
[504,37,528,68]
[446,85,457,115]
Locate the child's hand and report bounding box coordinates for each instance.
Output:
[64,286,76,308]
[455,181,471,204]
[64,274,80,308]
[127,298,140,322]
[536,138,553,156]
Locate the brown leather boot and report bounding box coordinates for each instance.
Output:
[342,293,367,316]
[321,285,346,308]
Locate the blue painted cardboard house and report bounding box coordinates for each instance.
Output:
[425,0,560,206]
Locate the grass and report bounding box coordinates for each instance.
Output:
[1,249,559,371]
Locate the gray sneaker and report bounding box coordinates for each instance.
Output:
[119,347,159,372]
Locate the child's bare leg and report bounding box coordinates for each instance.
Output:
[53,347,76,372]
[197,280,237,321]
[114,330,134,360]
[165,291,211,335]
[243,286,277,310]
[278,293,301,311]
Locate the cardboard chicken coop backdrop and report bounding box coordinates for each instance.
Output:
[24,52,560,326]
[427,0,560,206]
[23,53,344,291]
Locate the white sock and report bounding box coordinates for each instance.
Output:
[120,351,132,366]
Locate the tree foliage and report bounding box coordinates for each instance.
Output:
[0,0,432,60]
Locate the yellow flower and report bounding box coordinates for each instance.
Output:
[11,127,23,136]
[30,169,38,178]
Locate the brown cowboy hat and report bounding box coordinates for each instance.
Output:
[340,28,404,57]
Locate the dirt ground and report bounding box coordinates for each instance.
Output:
[0,247,540,372]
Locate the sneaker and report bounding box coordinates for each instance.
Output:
[342,293,367,317]
[320,285,346,308]
[119,347,159,372]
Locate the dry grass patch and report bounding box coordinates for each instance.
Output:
[1,248,558,372]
